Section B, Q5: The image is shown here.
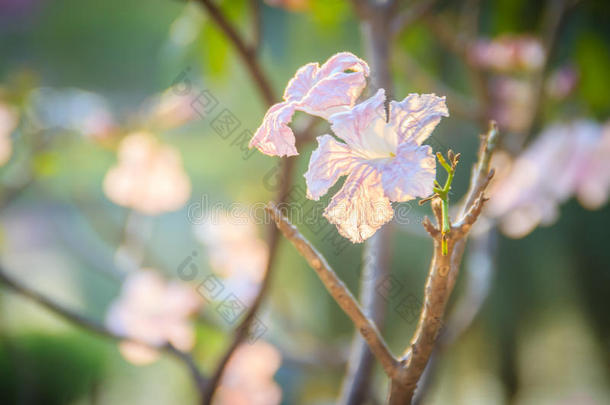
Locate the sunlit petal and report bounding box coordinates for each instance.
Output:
[248,102,298,157]
[380,142,436,202]
[323,164,394,243]
[250,52,369,156]
[304,134,360,200]
[389,93,449,145]
[329,89,393,156]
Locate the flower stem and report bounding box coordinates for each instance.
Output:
[433,151,458,255]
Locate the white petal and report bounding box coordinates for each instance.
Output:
[380,142,436,202]
[323,163,394,243]
[389,94,449,145]
[249,102,299,157]
[329,89,396,157]
[304,135,360,200]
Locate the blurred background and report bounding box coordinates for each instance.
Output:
[0,0,609,404]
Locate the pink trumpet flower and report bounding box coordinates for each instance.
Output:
[249,52,370,157]
[304,89,448,243]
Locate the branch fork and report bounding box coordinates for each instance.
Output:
[267,121,499,405]
[265,202,399,379]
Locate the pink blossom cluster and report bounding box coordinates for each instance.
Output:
[215,341,282,405]
[487,120,610,238]
[141,88,199,130]
[469,35,545,72]
[249,52,448,242]
[195,210,268,303]
[27,87,118,140]
[0,100,18,166]
[105,271,203,365]
[103,132,191,215]
[490,77,535,134]
[264,0,309,12]
[545,66,579,100]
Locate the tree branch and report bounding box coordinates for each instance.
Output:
[195,0,275,106]
[412,228,497,404]
[391,0,437,38]
[249,0,262,54]
[388,122,499,404]
[424,14,491,125]
[522,0,573,144]
[393,52,479,121]
[460,121,499,216]
[265,202,399,379]
[0,266,207,393]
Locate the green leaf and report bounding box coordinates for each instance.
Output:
[576,33,610,117]
[199,21,230,77]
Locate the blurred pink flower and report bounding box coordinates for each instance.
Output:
[469,35,545,72]
[487,120,610,238]
[305,89,447,243]
[0,101,18,166]
[249,52,370,157]
[195,210,268,303]
[103,132,191,215]
[562,122,610,210]
[264,0,310,12]
[105,270,202,365]
[490,77,535,134]
[215,341,282,405]
[144,89,198,130]
[80,108,117,140]
[545,65,579,100]
[28,87,117,139]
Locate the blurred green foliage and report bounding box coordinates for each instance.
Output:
[0,333,108,405]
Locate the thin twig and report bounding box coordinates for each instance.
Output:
[195,0,275,106]
[391,0,437,38]
[249,0,262,53]
[0,178,34,208]
[0,266,207,392]
[425,14,491,125]
[460,121,499,216]
[422,217,440,238]
[458,0,481,40]
[522,0,573,144]
[394,52,479,121]
[266,202,399,379]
